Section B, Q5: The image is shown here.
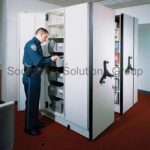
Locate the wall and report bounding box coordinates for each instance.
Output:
[1,0,59,102]
[0,0,8,101]
[116,4,150,24]
[0,0,7,65]
[116,4,150,91]
[0,0,8,65]
[138,24,150,91]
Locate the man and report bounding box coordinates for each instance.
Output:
[23,28,59,136]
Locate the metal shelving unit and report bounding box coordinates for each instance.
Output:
[45,9,65,116]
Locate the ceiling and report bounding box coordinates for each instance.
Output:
[39,0,100,7]
[39,0,150,8]
[100,0,150,9]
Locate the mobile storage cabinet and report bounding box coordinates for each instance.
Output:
[39,2,115,140]
[18,2,138,140]
[114,14,138,114]
[19,2,115,140]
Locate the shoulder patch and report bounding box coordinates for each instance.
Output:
[30,44,37,51]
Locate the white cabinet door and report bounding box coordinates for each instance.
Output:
[18,13,35,111]
[92,3,115,140]
[65,3,89,130]
[122,14,134,113]
[18,13,45,111]
[35,13,47,110]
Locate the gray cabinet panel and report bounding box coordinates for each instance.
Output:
[122,14,134,113]
[92,3,115,140]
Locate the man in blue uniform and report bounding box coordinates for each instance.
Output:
[23,28,59,136]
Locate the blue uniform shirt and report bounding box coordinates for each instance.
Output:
[23,37,51,67]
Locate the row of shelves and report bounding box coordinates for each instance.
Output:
[45,10,65,115]
[114,17,121,105]
[46,11,64,38]
[44,13,123,114]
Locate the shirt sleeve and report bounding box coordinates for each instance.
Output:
[27,44,52,67]
[38,56,52,67]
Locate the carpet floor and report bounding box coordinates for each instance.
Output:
[13,93,150,150]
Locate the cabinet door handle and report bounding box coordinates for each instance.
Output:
[100,60,114,84]
[125,56,135,74]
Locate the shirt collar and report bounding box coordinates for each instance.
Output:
[33,37,41,44]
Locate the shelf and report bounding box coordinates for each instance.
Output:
[41,109,64,118]
[49,95,64,100]
[49,36,64,39]
[48,24,64,28]
[115,28,120,30]
[49,37,64,39]
[48,11,64,16]
[46,107,64,118]
[115,64,120,66]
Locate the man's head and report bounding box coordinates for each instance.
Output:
[35,28,49,44]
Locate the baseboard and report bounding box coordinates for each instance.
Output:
[138,89,150,94]
[0,100,17,104]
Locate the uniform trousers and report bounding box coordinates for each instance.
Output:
[23,72,41,130]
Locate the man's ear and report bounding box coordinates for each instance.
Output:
[39,33,43,37]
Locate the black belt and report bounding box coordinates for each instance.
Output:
[24,66,42,76]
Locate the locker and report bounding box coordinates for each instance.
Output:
[18,2,115,140]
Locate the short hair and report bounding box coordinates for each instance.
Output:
[35,28,49,35]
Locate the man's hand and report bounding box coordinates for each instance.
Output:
[51,55,59,61]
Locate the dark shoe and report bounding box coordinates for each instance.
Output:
[35,122,44,129]
[24,128,41,136]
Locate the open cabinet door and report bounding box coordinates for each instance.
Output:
[91,3,115,140]
[18,13,35,111]
[18,12,45,111]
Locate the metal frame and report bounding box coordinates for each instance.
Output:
[88,2,93,140]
